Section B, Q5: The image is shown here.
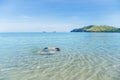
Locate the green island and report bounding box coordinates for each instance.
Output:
[71,25,120,32]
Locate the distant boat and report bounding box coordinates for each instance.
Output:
[53,31,56,33]
[42,31,46,33]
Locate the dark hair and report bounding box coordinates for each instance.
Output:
[55,48,60,51]
[44,47,48,49]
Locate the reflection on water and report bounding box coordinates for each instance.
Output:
[0,33,120,80]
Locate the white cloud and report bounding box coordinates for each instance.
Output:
[0,18,74,32]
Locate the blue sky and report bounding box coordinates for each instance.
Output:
[0,0,120,32]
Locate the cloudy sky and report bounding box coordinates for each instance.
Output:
[0,0,120,32]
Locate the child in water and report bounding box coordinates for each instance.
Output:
[37,47,60,54]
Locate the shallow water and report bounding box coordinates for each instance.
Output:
[0,32,120,80]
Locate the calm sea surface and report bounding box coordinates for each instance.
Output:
[0,32,120,80]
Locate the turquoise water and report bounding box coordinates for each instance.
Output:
[0,32,120,80]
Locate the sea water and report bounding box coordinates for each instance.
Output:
[0,32,120,80]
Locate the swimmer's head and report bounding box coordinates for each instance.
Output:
[55,48,60,51]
